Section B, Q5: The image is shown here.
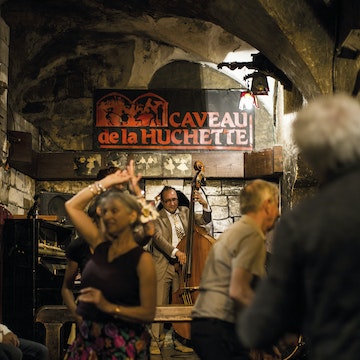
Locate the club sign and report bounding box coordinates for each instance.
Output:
[94,89,254,151]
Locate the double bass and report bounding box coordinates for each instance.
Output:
[172,160,216,345]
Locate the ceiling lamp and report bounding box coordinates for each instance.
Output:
[244,72,269,95]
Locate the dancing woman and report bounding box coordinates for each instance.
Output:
[64,167,157,359]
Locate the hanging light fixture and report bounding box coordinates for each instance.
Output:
[244,72,269,95]
[217,52,292,91]
[251,72,269,95]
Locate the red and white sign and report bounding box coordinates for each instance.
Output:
[94,89,254,151]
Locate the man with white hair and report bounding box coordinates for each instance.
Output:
[238,93,360,360]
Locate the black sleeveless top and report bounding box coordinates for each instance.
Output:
[76,241,144,322]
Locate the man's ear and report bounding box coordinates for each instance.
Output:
[263,199,271,214]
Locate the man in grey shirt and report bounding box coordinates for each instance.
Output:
[191,179,279,360]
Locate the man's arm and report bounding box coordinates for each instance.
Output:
[238,217,303,349]
[151,217,177,257]
[196,191,212,225]
[229,267,254,306]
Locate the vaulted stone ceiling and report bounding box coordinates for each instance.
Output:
[1,0,359,151]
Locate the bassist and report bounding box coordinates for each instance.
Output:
[149,185,211,355]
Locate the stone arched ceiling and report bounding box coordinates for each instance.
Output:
[1,0,359,149]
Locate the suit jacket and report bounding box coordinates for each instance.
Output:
[150,206,212,274]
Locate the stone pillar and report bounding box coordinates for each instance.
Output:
[0,18,35,215]
[0,15,9,323]
[0,17,9,204]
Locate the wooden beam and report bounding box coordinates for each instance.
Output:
[244,146,283,178]
[7,132,282,180]
[36,304,193,324]
[9,148,247,180]
[154,305,193,322]
[12,215,58,221]
[273,145,283,173]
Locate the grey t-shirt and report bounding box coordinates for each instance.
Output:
[192,215,266,323]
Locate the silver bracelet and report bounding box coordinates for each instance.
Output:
[88,184,97,195]
[95,182,107,193]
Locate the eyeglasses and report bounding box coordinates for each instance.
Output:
[163,198,179,204]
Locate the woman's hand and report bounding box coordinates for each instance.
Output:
[78,287,126,318]
[127,159,143,196]
[78,287,109,312]
[98,169,131,191]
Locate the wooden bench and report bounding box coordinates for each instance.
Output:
[36,305,193,360]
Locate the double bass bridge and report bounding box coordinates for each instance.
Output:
[179,286,199,305]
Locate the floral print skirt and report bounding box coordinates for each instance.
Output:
[64,320,150,360]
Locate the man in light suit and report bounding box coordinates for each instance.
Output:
[149,186,212,355]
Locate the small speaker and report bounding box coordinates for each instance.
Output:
[39,192,74,224]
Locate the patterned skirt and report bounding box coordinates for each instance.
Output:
[64,320,150,360]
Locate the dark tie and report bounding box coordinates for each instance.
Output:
[173,213,185,241]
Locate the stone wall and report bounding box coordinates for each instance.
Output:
[1,12,287,231]
[0,21,30,215]
[145,179,247,239]
[36,177,282,240]
[0,17,9,208]
[0,18,39,215]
